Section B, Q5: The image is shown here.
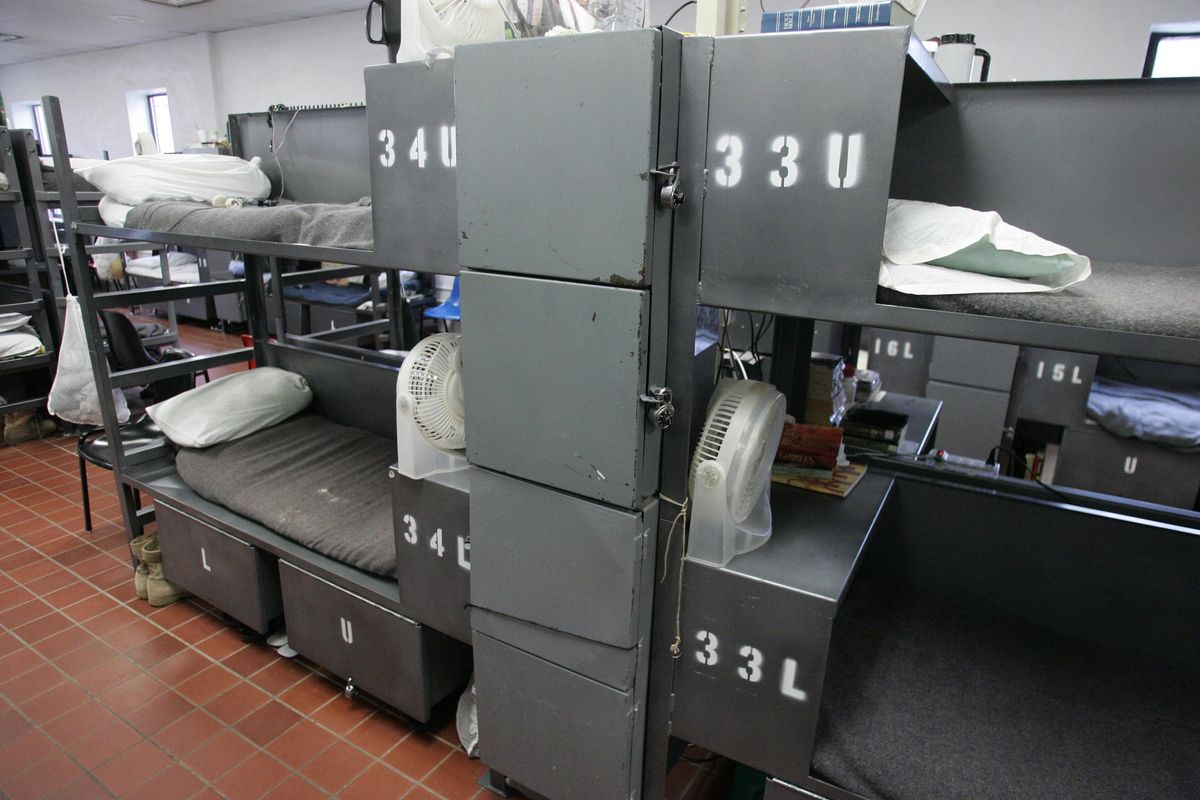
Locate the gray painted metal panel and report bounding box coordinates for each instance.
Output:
[671,477,893,786]
[892,79,1200,268]
[924,380,1010,460]
[696,28,910,313]
[460,271,653,508]
[474,631,640,800]
[928,336,1018,391]
[455,30,662,286]
[471,609,638,691]
[265,342,399,440]
[470,469,654,649]
[1009,347,1097,428]
[861,327,934,396]
[1057,424,1200,509]
[156,501,282,634]
[365,60,459,273]
[279,561,471,723]
[390,468,472,644]
[228,107,370,204]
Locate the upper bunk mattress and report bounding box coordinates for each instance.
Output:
[877,260,1200,339]
[812,577,1200,800]
[174,413,395,576]
[125,199,372,250]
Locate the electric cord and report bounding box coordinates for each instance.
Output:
[987,444,1073,502]
[664,0,695,27]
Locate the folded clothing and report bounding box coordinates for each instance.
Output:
[0,328,44,360]
[1087,377,1200,453]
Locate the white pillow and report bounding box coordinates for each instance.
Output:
[0,313,32,332]
[98,195,135,228]
[0,331,44,360]
[146,367,312,449]
[74,154,272,206]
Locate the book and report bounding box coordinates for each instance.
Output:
[776,423,844,474]
[772,461,867,498]
[843,434,900,454]
[762,2,916,33]
[843,407,909,443]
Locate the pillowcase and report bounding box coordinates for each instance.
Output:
[0,330,44,360]
[146,367,313,449]
[882,199,1092,295]
[0,313,32,332]
[74,154,272,206]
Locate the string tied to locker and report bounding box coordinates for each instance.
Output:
[658,494,690,659]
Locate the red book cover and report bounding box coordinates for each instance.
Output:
[776,423,843,471]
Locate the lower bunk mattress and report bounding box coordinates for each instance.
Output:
[812,577,1200,800]
[174,413,395,577]
[877,260,1200,339]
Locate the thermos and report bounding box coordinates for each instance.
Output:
[934,33,992,83]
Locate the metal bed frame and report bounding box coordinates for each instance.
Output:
[0,128,57,415]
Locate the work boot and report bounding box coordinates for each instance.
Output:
[2,411,57,446]
[140,535,188,607]
[129,535,150,601]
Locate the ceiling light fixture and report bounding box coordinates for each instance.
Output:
[109,15,146,23]
[139,0,213,7]
[0,32,24,42]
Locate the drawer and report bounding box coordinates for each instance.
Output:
[470,469,656,649]
[156,502,283,634]
[390,468,472,644]
[279,562,471,723]
[1056,424,1200,509]
[928,337,1019,391]
[308,304,362,334]
[861,327,935,397]
[924,380,1010,461]
[1009,347,1098,427]
[473,630,641,800]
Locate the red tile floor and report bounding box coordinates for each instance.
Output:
[0,319,730,799]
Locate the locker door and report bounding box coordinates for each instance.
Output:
[461,271,661,509]
[455,29,669,287]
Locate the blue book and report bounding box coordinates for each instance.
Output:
[762,2,914,33]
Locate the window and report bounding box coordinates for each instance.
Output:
[147,92,176,153]
[32,103,50,155]
[1144,24,1200,78]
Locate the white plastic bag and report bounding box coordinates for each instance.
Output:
[48,295,130,427]
[455,677,479,758]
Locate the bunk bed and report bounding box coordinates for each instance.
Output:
[0,128,57,419]
[656,26,1200,800]
[41,91,471,724]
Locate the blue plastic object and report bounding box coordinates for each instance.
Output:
[425,275,461,321]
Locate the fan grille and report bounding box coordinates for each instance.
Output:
[690,381,750,491]
[401,334,466,450]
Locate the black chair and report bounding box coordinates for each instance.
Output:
[77,311,196,532]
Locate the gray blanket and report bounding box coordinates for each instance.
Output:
[813,579,1200,800]
[174,413,396,576]
[878,260,1200,339]
[126,199,373,250]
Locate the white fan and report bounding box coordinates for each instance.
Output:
[395,333,468,479]
[385,0,507,62]
[687,378,786,567]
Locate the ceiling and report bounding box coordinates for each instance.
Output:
[0,0,368,66]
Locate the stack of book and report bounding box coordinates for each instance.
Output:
[772,422,866,498]
[807,353,849,426]
[842,407,909,454]
[762,1,917,33]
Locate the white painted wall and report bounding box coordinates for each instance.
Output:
[0,11,386,159]
[648,0,1200,81]
[0,33,216,159]
[209,11,387,122]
